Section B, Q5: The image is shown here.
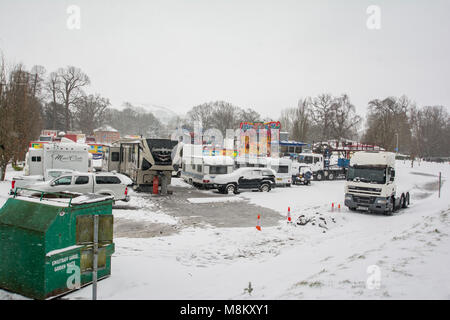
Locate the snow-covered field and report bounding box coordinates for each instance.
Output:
[0,161,449,300]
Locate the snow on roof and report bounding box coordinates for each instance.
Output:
[350,151,395,167]
[202,156,235,165]
[94,125,118,133]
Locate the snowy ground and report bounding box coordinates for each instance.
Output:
[0,161,449,300]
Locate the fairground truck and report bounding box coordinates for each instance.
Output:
[296,153,348,181]
[344,151,410,215]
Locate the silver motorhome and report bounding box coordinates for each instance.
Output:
[102,138,181,193]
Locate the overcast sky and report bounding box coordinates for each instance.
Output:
[0,0,449,119]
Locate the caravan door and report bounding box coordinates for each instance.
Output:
[105,146,120,172]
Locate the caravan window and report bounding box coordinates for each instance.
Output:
[111,152,119,162]
[31,156,42,162]
[196,165,202,173]
[209,166,227,175]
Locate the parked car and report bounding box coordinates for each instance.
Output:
[210,167,276,194]
[18,172,131,202]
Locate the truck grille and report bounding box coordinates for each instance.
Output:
[348,186,381,196]
[352,195,376,204]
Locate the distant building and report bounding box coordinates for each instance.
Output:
[94,126,120,144]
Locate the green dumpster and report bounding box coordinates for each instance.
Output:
[0,189,115,299]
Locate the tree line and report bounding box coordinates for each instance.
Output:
[1,56,449,179]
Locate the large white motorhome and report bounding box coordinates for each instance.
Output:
[24,142,91,177]
[234,156,292,186]
[344,151,410,215]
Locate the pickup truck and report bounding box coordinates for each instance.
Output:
[16,172,132,202]
[10,169,74,195]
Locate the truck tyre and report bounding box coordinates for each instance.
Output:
[327,172,335,180]
[401,195,406,208]
[316,172,324,181]
[224,183,236,195]
[384,197,394,216]
[402,193,410,208]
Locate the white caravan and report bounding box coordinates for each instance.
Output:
[181,155,235,189]
[344,151,410,215]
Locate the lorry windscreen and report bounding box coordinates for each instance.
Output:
[347,167,386,184]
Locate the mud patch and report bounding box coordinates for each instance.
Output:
[114,218,179,238]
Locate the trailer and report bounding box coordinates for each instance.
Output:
[102,138,181,194]
[181,155,235,189]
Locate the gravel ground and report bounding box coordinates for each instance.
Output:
[113,181,283,238]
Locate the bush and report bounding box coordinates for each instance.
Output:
[12,164,24,171]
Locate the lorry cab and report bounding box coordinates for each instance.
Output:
[297,153,323,173]
[344,151,409,215]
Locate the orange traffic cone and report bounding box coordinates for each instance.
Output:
[287,207,292,222]
[338,203,341,211]
[331,202,334,212]
[256,215,261,231]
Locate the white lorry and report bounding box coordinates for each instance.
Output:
[297,152,347,181]
[344,151,410,215]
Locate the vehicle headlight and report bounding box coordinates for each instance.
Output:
[345,194,352,201]
[376,198,388,204]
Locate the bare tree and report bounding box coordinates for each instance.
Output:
[329,94,361,140]
[362,96,412,152]
[410,105,449,157]
[309,94,334,141]
[57,66,90,131]
[0,61,43,180]
[187,103,215,130]
[74,94,110,134]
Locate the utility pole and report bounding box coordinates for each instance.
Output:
[395,132,399,154]
[92,215,99,300]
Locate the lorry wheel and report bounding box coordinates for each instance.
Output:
[225,184,236,194]
[402,193,410,208]
[401,195,406,208]
[328,172,335,180]
[316,172,323,181]
[384,197,394,216]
